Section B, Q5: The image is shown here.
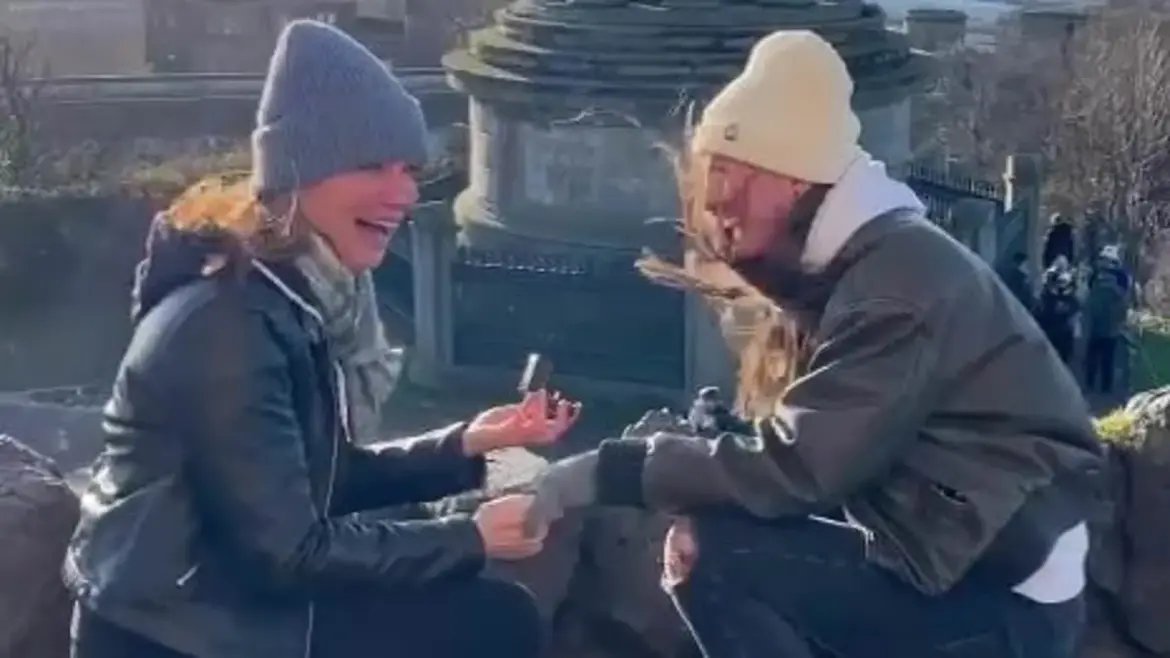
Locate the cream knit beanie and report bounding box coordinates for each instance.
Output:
[692,30,862,184]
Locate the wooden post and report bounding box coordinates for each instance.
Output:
[1003,154,1044,293]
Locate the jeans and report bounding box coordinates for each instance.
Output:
[72,577,542,658]
[668,514,1084,658]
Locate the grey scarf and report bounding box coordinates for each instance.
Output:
[296,234,402,445]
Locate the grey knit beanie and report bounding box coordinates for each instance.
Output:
[251,20,429,196]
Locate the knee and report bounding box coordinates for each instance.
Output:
[686,513,751,571]
[469,579,543,658]
[667,514,741,595]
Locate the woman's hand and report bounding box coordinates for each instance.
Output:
[462,390,580,456]
[474,494,547,561]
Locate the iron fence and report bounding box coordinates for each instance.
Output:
[905,165,1025,265]
[449,247,687,388]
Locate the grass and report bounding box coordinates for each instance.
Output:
[1089,313,1170,447]
[1129,313,1170,392]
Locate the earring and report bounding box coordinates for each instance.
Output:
[260,194,297,238]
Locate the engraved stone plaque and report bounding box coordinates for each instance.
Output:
[516,122,675,215]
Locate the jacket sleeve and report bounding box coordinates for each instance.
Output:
[332,428,486,515]
[179,305,485,591]
[595,298,936,518]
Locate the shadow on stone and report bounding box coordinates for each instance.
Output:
[0,435,80,658]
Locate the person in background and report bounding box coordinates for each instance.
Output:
[1084,245,1131,395]
[65,21,576,658]
[998,250,1035,311]
[1092,244,1131,292]
[523,30,1100,658]
[1042,214,1076,269]
[1036,255,1081,364]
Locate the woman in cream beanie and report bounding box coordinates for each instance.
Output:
[691,29,863,186]
[530,28,1097,658]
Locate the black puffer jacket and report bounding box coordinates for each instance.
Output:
[64,216,487,658]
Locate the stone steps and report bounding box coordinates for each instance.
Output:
[446,0,929,105]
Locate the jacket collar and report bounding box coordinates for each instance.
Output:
[801,154,926,272]
[795,208,927,324]
[250,259,325,328]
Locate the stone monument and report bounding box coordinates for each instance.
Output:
[434,0,928,396]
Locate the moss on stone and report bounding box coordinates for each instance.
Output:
[1095,408,1139,446]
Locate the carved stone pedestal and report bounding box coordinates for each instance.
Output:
[442,0,929,397]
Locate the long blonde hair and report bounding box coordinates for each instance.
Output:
[636,135,813,416]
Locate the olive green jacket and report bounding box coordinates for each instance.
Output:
[597,211,1102,595]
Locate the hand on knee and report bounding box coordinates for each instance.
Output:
[662,516,699,589]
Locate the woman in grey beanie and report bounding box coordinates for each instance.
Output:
[65,20,577,658]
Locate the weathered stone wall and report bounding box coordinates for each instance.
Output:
[39,89,465,148]
[0,435,80,658]
[0,195,155,390]
[1084,388,1170,658]
[6,388,1170,658]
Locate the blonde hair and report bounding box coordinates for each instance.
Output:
[164,172,307,260]
[636,134,813,415]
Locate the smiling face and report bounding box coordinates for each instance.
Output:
[297,161,419,272]
[699,153,811,265]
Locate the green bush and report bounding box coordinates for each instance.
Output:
[1129,312,1170,391]
[120,147,251,201]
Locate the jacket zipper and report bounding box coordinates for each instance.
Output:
[250,260,341,658]
[305,362,344,658]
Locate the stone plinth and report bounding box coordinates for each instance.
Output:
[441,0,929,396]
[445,0,930,251]
[455,101,678,252]
[905,7,968,53]
[1019,6,1090,45]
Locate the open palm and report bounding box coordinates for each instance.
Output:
[466,390,580,453]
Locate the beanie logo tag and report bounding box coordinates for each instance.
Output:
[723,124,739,142]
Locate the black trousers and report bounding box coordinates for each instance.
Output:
[668,514,1084,658]
[1084,335,1118,394]
[1045,325,1075,364]
[71,578,542,658]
